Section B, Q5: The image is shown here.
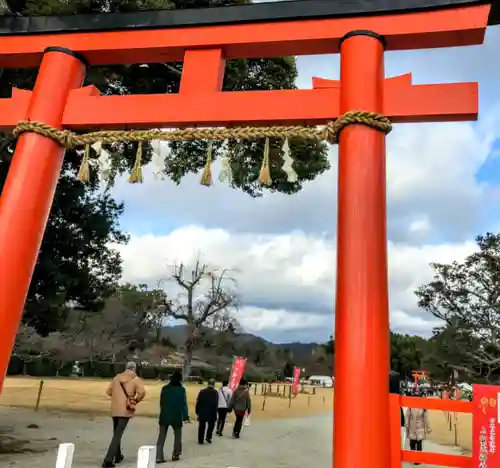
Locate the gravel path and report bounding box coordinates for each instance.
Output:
[402,440,468,468]
[0,408,331,468]
[0,407,467,467]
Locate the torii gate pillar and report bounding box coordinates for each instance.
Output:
[335,31,389,468]
[0,48,86,387]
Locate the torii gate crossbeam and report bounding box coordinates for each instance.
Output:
[0,1,497,467]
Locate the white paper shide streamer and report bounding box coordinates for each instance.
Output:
[91,141,112,182]
[281,138,298,182]
[218,139,233,184]
[151,140,167,180]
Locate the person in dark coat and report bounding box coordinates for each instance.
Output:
[156,371,189,463]
[195,378,219,444]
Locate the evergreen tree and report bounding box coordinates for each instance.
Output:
[0,0,329,333]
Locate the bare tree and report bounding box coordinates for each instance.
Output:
[67,302,127,364]
[14,324,86,375]
[163,259,239,378]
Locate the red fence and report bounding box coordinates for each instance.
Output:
[390,395,473,468]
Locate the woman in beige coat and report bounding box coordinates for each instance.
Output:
[405,407,431,465]
[102,362,146,467]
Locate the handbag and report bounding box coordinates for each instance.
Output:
[219,388,230,407]
[119,380,137,412]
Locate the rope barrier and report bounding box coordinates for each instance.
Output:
[12,110,392,185]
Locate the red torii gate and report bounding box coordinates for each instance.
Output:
[0,1,497,468]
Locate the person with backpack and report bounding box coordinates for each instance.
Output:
[228,378,251,439]
[405,407,432,464]
[216,380,232,436]
[102,362,146,468]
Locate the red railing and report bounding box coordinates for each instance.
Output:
[390,395,473,468]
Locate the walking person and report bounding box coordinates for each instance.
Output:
[156,370,189,463]
[195,378,219,444]
[228,378,251,439]
[405,407,432,465]
[102,362,146,468]
[216,380,232,436]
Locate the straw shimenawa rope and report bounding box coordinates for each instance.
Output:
[12,111,392,147]
[12,110,392,184]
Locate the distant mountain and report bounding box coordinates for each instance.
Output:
[161,325,319,357]
[161,325,190,347]
[268,341,319,359]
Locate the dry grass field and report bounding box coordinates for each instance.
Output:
[426,410,472,452]
[0,377,333,421]
[0,378,473,454]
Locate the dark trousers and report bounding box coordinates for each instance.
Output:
[233,413,245,437]
[198,419,215,443]
[104,417,130,463]
[410,439,423,451]
[156,425,182,460]
[216,408,229,434]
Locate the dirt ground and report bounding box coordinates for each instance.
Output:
[426,410,472,452]
[0,407,469,468]
[0,377,333,421]
[0,407,332,468]
[0,377,473,467]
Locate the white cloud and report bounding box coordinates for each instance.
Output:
[115,226,477,342]
[109,25,500,342]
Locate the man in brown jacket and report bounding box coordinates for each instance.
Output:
[102,362,146,467]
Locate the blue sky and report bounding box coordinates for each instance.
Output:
[111,11,500,344]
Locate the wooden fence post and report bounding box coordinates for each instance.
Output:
[35,380,44,411]
[389,395,402,468]
[453,413,458,446]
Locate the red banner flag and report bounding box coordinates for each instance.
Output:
[228,356,247,392]
[292,367,301,395]
[473,384,500,468]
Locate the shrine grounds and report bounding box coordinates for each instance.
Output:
[0,377,472,467]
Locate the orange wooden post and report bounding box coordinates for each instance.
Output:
[0,47,86,387]
[334,31,390,468]
[389,394,403,468]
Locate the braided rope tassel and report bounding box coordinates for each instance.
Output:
[129,142,144,184]
[259,138,272,186]
[200,143,213,186]
[77,144,91,182]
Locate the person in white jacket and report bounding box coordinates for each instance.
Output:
[216,380,232,436]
